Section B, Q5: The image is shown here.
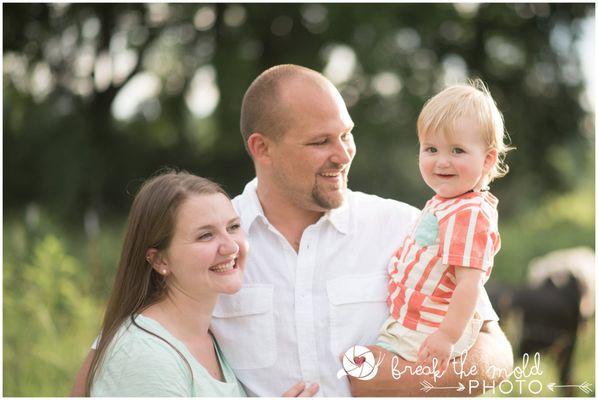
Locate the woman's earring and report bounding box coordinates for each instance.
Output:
[161,269,168,275]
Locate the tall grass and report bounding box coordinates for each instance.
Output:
[3,212,122,396]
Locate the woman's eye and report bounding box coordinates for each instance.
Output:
[227,224,241,232]
[311,139,327,145]
[198,232,212,241]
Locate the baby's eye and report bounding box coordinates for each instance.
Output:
[425,147,437,153]
[452,147,465,154]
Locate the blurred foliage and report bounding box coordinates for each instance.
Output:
[484,320,594,397]
[4,219,102,396]
[3,3,595,219]
[3,3,595,397]
[494,174,594,284]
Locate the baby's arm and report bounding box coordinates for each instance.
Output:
[418,267,485,371]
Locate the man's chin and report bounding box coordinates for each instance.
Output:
[313,187,347,210]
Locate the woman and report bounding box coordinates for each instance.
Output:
[86,170,318,396]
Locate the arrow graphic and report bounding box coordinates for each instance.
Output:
[420,380,465,393]
[547,382,592,395]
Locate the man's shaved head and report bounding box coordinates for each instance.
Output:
[240,64,331,154]
[240,64,355,212]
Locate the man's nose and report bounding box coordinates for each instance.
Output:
[330,139,354,165]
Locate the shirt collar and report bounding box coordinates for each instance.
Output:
[239,178,351,235]
[238,178,265,232]
[322,195,351,234]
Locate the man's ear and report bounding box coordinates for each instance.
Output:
[247,132,272,165]
[484,148,498,173]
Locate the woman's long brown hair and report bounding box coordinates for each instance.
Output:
[85,169,227,396]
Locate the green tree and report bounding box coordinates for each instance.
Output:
[4,4,593,219]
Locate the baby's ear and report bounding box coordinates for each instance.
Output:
[484,148,498,172]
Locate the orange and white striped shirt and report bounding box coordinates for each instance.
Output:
[387,191,500,334]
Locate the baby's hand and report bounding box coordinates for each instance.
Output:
[417,330,454,373]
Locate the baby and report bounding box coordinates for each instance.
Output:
[377,80,512,372]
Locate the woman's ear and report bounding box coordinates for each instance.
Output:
[146,248,169,276]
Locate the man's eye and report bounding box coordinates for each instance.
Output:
[311,139,327,145]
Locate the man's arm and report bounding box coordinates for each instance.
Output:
[348,321,513,397]
[70,349,95,396]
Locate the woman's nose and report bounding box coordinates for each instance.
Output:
[219,236,239,256]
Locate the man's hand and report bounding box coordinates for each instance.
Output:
[347,321,513,397]
[418,330,453,373]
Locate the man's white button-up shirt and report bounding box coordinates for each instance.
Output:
[211,178,498,396]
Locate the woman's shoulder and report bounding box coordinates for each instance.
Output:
[95,317,188,383]
[92,318,192,396]
[109,316,186,360]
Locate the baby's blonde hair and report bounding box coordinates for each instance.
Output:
[417,79,513,184]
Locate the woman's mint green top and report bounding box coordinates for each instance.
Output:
[91,314,246,397]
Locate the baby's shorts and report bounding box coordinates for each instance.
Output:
[376,315,483,361]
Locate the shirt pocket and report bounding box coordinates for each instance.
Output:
[326,274,388,357]
[414,212,439,247]
[211,284,276,370]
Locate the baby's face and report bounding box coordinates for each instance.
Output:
[419,116,495,199]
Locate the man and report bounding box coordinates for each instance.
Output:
[71,64,512,396]
[212,64,512,396]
